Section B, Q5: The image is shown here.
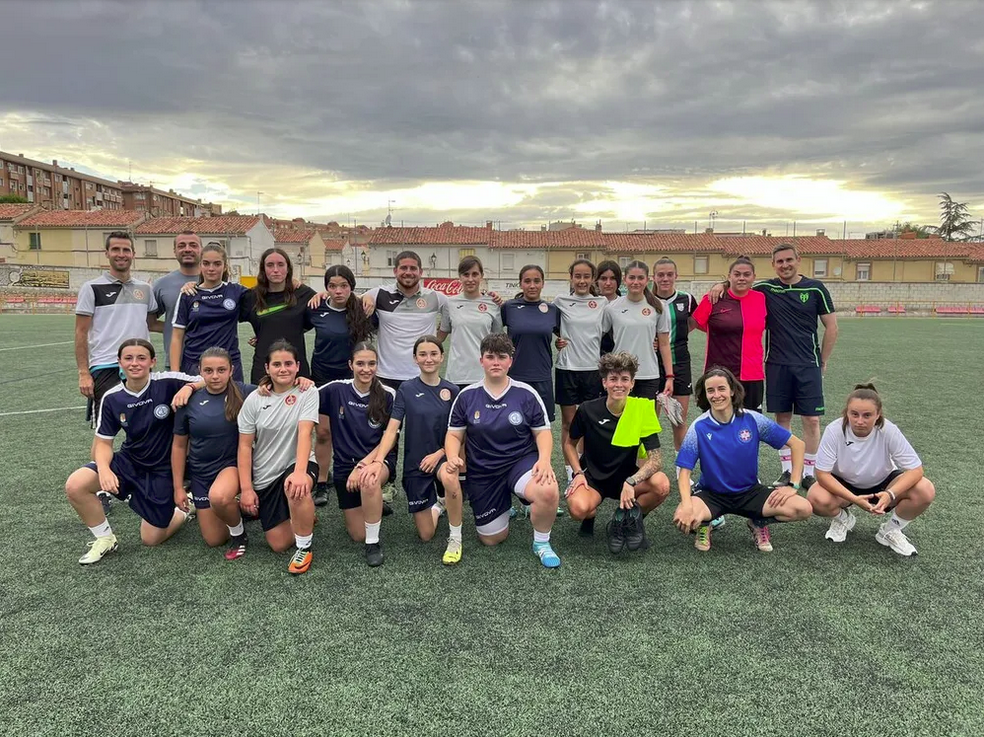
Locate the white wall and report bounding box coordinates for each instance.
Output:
[356,244,546,281]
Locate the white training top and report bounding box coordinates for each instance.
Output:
[602,295,671,380]
[439,294,503,384]
[554,294,607,371]
[237,386,319,489]
[815,419,922,488]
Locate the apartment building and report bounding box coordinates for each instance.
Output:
[120,182,220,218]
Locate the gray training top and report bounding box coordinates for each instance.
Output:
[153,269,200,369]
[237,386,319,489]
[439,294,503,384]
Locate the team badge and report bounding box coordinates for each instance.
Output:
[478,302,488,312]
[223,298,236,311]
[439,388,452,401]
[676,302,684,312]
[285,394,297,406]
[588,300,598,309]
[507,411,523,426]
[738,429,752,443]
[642,307,652,316]
[191,301,200,312]
[133,289,145,300]
[538,303,549,313]
[153,404,170,419]
[338,406,345,418]
[119,412,127,427]
[473,410,481,421]
[800,293,809,303]
[416,298,427,309]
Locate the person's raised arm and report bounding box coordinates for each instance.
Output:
[819,312,838,375]
[147,312,164,334]
[75,314,93,398]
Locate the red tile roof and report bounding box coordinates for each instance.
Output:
[369,223,493,245]
[840,238,984,260]
[16,209,146,228]
[274,227,316,245]
[135,215,262,235]
[0,203,38,221]
[324,239,345,252]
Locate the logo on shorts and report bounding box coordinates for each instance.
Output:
[285,394,297,406]
[538,303,549,313]
[478,302,488,312]
[439,388,451,401]
[738,429,752,443]
[133,289,145,300]
[642,307,652,316]
[800,293,809,303]
[416,298,427,309]
[223,298,236,311]
[507,411,523,426]
[153,404,170,419]
[588,300,598,309]
[119,412,127,427]
[191,301,200,311]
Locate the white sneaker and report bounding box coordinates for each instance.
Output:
[825,510,857,543]
[875,524,917,557]
[79,534,118,565]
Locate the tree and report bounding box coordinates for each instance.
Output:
[895,221,933,238]
[0,194,28,204]
[937,192,976,241]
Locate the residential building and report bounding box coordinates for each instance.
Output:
[119,182,220,217]
[134,215,275,278]
[0,204,42,261]
[11,209,149,268]
[1,152,124,210]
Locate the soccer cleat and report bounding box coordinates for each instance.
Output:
[184,504,197,521]
[433,497,446,518]
[556,505,565,517]
[623,503,648,551]
[381,501,394,517]
[509,506,519,519]
[78,534,118,565]
[579,516,596,537]
[381,483,396,504]
[606,508,627,554]
[801,476,816,492]
[532,540,561,568]
[98,492,113,516]
[773,470,791,488]
[657,393,685,427]
[694,524,711,552]
[748,520,773,552]
[224,533,248,560]
[365,542,384,567]
[442,537,462,565]
[312,482,330,508]
[710,515,727,530]
[288,547,312,575]
[824,510,856,543]
[876,524,917,557]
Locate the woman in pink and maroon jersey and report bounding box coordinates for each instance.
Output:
[693,256,767,412]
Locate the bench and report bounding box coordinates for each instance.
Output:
[887,306,906,314]
[855,306,882,314]
[935,306,970,315]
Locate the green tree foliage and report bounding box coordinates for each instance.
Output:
[937,192,976,241]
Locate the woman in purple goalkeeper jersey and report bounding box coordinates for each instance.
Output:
[438,333,562,569]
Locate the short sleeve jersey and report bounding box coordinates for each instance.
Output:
[307,302,353,378]
[237,386,319,489]
[368,284,446,381]
[153,270,200,368]
[554,294,607,371]
[95,371,198,473]
[602,296,671,380]
[816,419,921,488]
[660,291,697,368]
[318,380,397,470]
[448,380,549,477]
[754,277,834,367]
[172,282,249,365]
[76,273,157,368]
[391,377,459,476]
[501,298,559,382]
[240,285,317,381]
[439,294,502,384]
[676,409,791,494]
[569,397,661,489]
[174,383,257,480]
[692,290,767,382]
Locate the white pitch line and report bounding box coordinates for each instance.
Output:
[0,405,87,417]
[0,340,74,352]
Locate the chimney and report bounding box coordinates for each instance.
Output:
[486,221,493,229]
[762,229,767,236]
[816,228,825,236]
[52,160,58,167]
[595,220,602,232]
[705,227,714,234]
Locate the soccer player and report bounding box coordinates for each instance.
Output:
[362,336,462,563]
[65,339,199,564]
[595,259,622,354]
[318,342,397,566]
[692,256,767,411]
[602,260,673,401]
[170,243,249,380]
[439,256,503,392]
[237,340,320,575]
[563,352,671,551]
[809,384,935,557]
[152,230,202,368]
[438,333,562,568]
[652,257,698,451]
[171,347,255,553]
[501,264,559,422]
[240,248,317,383]
[672,368,812,553]
[307,264,374,506]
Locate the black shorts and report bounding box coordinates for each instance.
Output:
[402,470,443,514]
[630,378,662,400]
[766,363,825,416]
[664,364,693,397]
[87,367,122,425]
[555,368,602,406]
[333,460,392,510]
[255,461,319,531]
[833,470,903,504]
[379,377,403,392]
[692,483,774,522]
[518,377,555,422]
[585,472,623,501]
[740,380,764,412]
[312,366,351,386]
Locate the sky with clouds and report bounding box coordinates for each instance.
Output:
[2,0,983,236]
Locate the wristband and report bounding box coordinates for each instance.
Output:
[572,470,584,478]
[886,489,897,503]
[665,374,675,379]
[791,482,801,491]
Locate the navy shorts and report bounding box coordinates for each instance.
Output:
[402,470,442,514]
[333,460,392,511]
[85,455,175,529]
[181,356,243,383]
[465,452,538,527]
[766,363,825,416]
[741,380,764,412]
[555,368,603,406]
[255,461,319,531]
[312,366,351,386]
[186,465,237,510]
[692,483,774,523]
[517,378,555,422]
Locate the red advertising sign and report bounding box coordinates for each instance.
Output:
[423,278,463,296]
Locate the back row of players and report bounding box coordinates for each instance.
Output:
[67,232,935,571]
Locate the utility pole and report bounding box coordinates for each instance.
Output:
[256,191,263,215]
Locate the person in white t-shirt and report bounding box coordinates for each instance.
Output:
[810,383,935,557]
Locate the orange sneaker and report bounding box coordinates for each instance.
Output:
[288,546,312,575]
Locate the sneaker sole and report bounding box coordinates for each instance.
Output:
[288,558,312,574]
[442,555,462,566]
[79,542,118,565]
[875,531,916,557]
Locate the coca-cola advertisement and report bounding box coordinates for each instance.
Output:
[423,278,463,296]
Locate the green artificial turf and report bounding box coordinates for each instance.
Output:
[0,315,981,736]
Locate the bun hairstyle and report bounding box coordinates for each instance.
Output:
[624,260,664,313]
[350,341,390,428]
[841,382,885,432]
[199,346,245,422]
[199,242,230,283]
[694,367,746,415]
[324,264,373,344]
[728,255,755,274]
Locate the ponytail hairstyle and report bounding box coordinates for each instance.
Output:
[117,337,155,360]
[694,367,746,415]
[199,242,230,284]
[625,260,663,313]
[595,260,622,295]
[841,382,885,433]
[324,264,372,343]
[568,258,598,296]
[515,263,545,300]
[254,247,297,312]
[727,255,755,281]
[351,341,390,428]
[654,256,678,274]
[458,255,484,276]
[199,346,245,422]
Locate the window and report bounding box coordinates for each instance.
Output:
[501,253,515,272]
[694,255,709,274]
[575,252,590,261]
[813,259,828,277]
[856,262,871,281]
[458,248,475,260]
[619,256,631,268]
[386,250,399,267]
[978,267,984,284]
[29,233,42,250]
[935,261,954,282]
[145,239,158,257]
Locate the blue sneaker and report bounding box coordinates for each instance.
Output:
[710,516,726,530]
[509,506,518,519]
[532,540,561,568]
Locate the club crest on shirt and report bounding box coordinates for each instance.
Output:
[799,293,809,303]
[508,411,523,426]
[119,412,127,427]
[439,388,452,401]
[416,298,427,309]
[738,429,752,443]
[285,394,297,406]
[478,302,488,312]
[588,300,598,309]
[153,404,171,419]
[338,405,345,418]
[642,307,652,316]
[676,302,684,312]
[473,410,481,422]
[191,301,200,311]
[133,289,145,300]
[538,303,549,313]
[223,298,237,311]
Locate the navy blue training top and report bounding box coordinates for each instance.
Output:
[501,298,559,382]
[173,383,257,480]
[319,380,397,471]
[391,377,459,476]
[307,301,353,378]
[172,282,248,366]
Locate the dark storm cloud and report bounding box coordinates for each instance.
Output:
[2,0,983,199]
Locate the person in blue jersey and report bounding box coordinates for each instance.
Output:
[307,264,375,507]
[362,336,462,564]
[501,264,560,423]
[171,347,256,556]
[672,368,813,553]
[554,259,606,484]
[318,342,397,567]
[438,333,562,568]
[439,256,503,392]
[65,338,201,564]
[170,243,249,381]
[595,260,622,356]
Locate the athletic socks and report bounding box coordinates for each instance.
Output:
[294,532,313,550]
[887,512,911,532]
[228,520,245,537]
[365,521,381,545]
[834,509,852,524]
[449,523,462,543]
[779,449,792,473]
[88,519,112,538]
[804,453,817,478]
[533,528,551,544]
